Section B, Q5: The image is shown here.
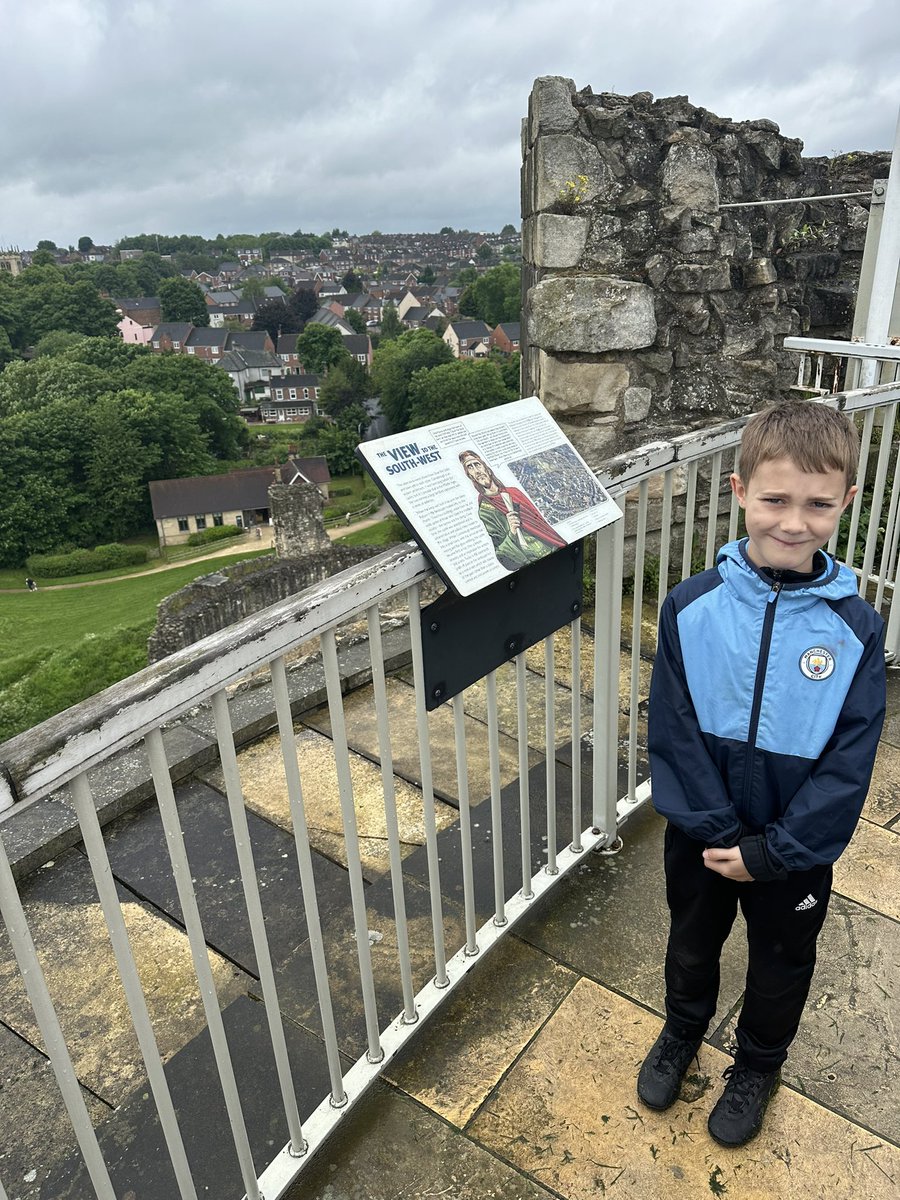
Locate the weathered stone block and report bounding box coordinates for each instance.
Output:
[564,416,620,465]
[645,253,671,287]
[528,276,657,352]
[624,386,652,423]
[538,352,628,416]
[661,143,720,212]
[744,256,778,286]
[534,135,608,212]
[533,213,589,268]
[529,76,577,144]
[667,262,731,292]
[677,226,718,254]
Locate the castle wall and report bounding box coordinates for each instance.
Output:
[522,78,891,464]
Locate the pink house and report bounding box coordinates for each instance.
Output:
[118,313,154,345]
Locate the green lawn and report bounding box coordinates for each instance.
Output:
[0,549,273,742]
[335,517,409,547]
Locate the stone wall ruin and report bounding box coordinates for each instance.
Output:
[522,77,891,464]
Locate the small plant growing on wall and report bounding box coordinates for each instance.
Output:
[554,174,589,214]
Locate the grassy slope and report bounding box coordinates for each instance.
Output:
[0,550,273,741]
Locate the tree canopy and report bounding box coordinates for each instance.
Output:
[370,328,453,431]
[458,262,521,326]
[0,263,120,360]
[407,359,515,427]
[159,277,210,325]
[0,339,247,564]
[295,323,350,374]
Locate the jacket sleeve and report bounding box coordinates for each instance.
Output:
[648,593,744,846]
[745,618,886,878]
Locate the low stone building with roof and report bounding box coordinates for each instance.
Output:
[148,458,330,547]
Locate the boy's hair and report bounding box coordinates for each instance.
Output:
[737,400,859,489]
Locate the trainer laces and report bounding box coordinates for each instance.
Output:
[720,1063,773,1113]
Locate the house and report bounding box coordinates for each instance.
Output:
[259,373,322,423]
[215,347,283,400]
[276,334,301,369]
[185,327,227,362]
[490,322,521,355]
[342,334,373,367]
[229,329,275,354]
[149,459,330,546]
[150,322,194,352]
[443,319,492,358]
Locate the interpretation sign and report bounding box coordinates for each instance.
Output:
[356,396,622,597]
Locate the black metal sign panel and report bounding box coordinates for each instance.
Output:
[420,540,584,710]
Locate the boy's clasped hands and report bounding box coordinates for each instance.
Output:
[703,846,753,881]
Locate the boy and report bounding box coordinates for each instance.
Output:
[637,400,886,1147]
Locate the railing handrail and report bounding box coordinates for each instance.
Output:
[599,378,900,496]
[4,375,900,815]
[0,541,430,813]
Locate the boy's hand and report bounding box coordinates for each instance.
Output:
[703,847,754,881]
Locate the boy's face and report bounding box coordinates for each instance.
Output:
[730,457,856,574]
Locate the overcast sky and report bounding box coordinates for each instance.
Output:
[1,0,898,249]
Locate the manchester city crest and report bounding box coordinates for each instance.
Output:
[799,646,835,681]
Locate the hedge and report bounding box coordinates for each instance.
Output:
[26,543,149,578]
[185,524,243,546]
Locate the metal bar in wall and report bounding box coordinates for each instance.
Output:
[407,582,449,987]
[0,834,117,1200]
[451,694,479,955]
[570,617,583,852]
[145,728,261,1200]
[543,635,558,875]
[681,462,699,579]
[485,670,507,925]
[320,629,383,1063]
[629,482,649,804]
[210,690,305,1154]
[515,653,534,899]
[269,655,346,1105]
[720,191,870,207]
[705,451,723,568]
[366,606,416,1021]
[70,774,199,1200]
[858,403,898,600]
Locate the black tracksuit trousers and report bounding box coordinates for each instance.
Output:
[663,823,832,1073]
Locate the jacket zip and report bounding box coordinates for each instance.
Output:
[742,579,782,812]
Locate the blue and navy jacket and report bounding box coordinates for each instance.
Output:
[648,539,886,880]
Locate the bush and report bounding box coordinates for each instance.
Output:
[26,543,148,578]
[185,524,243,546]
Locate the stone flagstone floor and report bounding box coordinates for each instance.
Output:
[0,628,897,1199]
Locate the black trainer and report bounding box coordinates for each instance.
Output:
[707,1061,781,1147]
[637,1027,703,1111]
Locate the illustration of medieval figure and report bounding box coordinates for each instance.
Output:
[459,449,565,571]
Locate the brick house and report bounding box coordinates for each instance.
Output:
[490,322,521,354]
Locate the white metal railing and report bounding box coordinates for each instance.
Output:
[2,375,900,1199]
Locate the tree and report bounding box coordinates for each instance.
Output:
[459,262,521,326]
[31,250,57,267]
[379,303,402,341]
[36,240,58,252]
[500,224,517,237]
[77,236,94,253]
[407,359,513,427]
[419,265,436,285]
[252,297,299,343]
[34,330,87,357]
[440,227,455,236]
[295,323,351,374]
[370,328,454,431]
[341,269,362,292]
[476,242,494,263]
[318,357,369,417]
[343,308,367,334]
[239,276,266,303]
[287,286,318,325]
[159,277,210,325]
